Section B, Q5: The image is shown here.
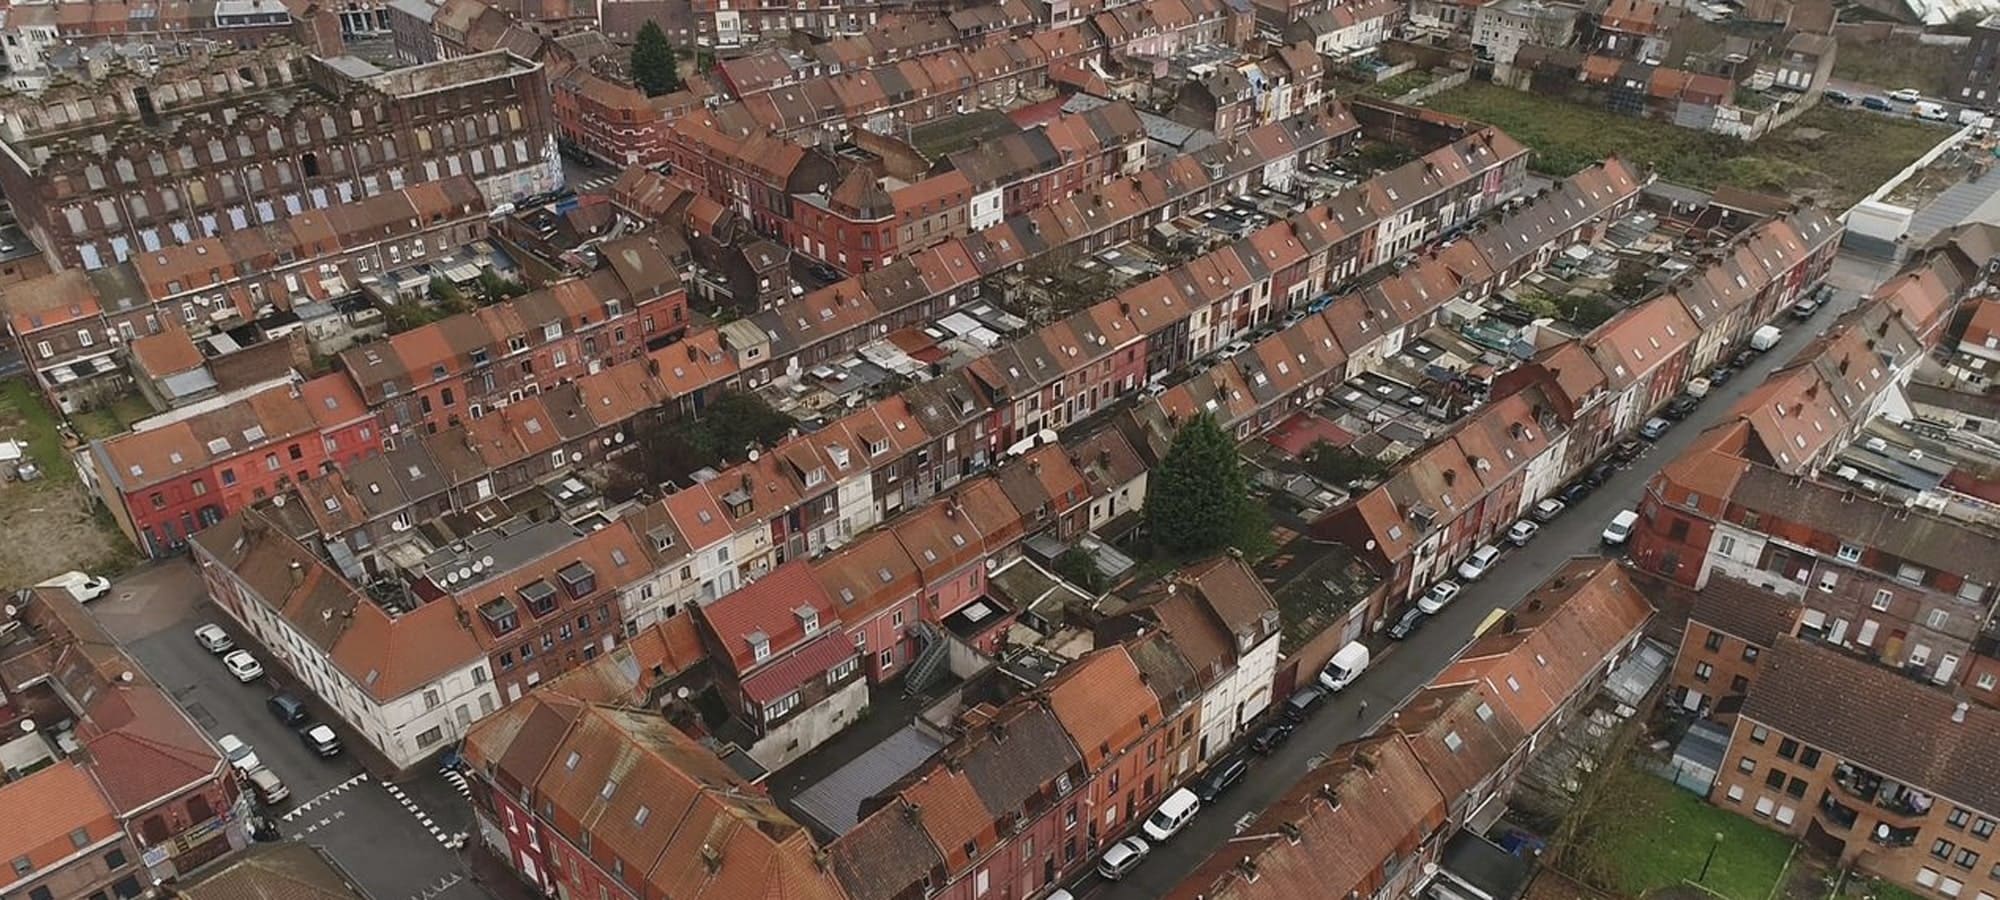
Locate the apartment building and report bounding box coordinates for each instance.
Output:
[1714,637,2000,899]
[0,41,558,273]
[1668,575,1801,719]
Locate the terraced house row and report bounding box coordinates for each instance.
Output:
[175,114,1640,767]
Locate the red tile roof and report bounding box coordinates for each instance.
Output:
[741,631,858,704]
[697,561,839,674]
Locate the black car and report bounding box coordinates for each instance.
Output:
[1282,686,1326,723]
[1709,366,1736,386]
[1249,720,1297,754]
[1664,394,1700,420]
[1195,754,1251,802]
[1559,481,1594,505]
[1825,88,1853,105]
[1584,461,1618,486]
[1609,439,1645,464]
[266,694,309,727]
[1862,96,1894,112]
[1731,349,1758,369]
[1386,607,1428,640]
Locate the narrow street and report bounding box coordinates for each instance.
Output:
[1081,248,1895,898]
[85,563,486,900]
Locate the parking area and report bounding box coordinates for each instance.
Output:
[87,561,487,900]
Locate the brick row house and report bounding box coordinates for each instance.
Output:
[85,373,380,557]
[6,175,493,415]
[0,588,245,898]
[1173,558,1654,899]
[1630,241,2000,696]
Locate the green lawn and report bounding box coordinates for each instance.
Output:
[71,392,154,441]
[1590,768,1795,900]
[1422,83,1951,207]
[0,378,76,484]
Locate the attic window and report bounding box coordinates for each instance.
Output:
[634,806,650,827]
[1443,731,1464,752]
[748,630,772,662]
[1475,702,1494,721]
[600,779,617,801]
[1505,675,1522,692]
[565,751,580,770]
[878,567,894,583]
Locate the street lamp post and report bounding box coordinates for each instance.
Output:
[1698,832,1724,882]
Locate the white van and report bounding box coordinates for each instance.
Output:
[1318,641,1371,692]
[1141,788,1201,841]
[36,571,111,603]
[1749,325,1783,352]
[1602,510,1639,546]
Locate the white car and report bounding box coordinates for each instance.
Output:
[1531,498,1566,522]
[1457,544,1502,581]
[195,624,235,654]
[1417,580,1462,614]
[1141,788,1201,841]
[217,734,260,774]
[1506,520,1540,546]
[1218,340,1253,359]
[1890,88,1922,103]
[36,571,111,603]
[1097,836,1151,881]
[223,650,264,683]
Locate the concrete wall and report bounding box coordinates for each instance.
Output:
[747,677,870,769]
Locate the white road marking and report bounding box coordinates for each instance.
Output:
[280,773,370,822]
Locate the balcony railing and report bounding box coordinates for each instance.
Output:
[1819,791,1859,831]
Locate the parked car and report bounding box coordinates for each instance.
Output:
[1418,579,1463,614]
[1141,789,1201,841]
[1249,719,1297,753]
[1531,498,1567,522]
[246,767,290,806]
[1862,96,1895,112]
[218,734,260,774]
[1790,296,1821,319]
[1824,88,1853,105]
[1317,641,1371,691]
[1506,520,1540,546]
[1098,837,1152,881]
[1386,607,1429,640]
[36,571,111,603]
[1195,755,1251,802]
[1559,481,1594,505]
[1890,88,1923,102]
[1609,439,1645,464]
[1584,462,1618,486]
[1664,395,1700,420]
[195,623,235,654]
[1639,417,1672,441]
[1602,509,1640,546]
[1731,348,1758,368]
[223,649,264,683]
[267,694,309,727]
[1282,685,1326,722]
[1218,340,1252,359]
[1709,365,1737,386]
[1457,545,1502,581]
[299,724,343,758]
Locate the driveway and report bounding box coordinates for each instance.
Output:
[89,561,490,900]
[1079,254,1881,898]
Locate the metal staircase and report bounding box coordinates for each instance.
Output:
[903,622,951,698]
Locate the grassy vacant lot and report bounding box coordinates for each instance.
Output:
[1832,32,1959,99]
[0,380,134,585]
[1562,763,1795,900]
[1423,82,1950,207]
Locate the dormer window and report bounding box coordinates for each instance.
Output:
[558,562,597,599]
[797,605,820,635]
[748,630,772,663]
[479,597,520,635]
[805,467,826,487]
[521,580,558,617]
[652,530,675,552]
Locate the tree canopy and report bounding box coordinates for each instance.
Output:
[631,21,682,97]
[1144,414,1264,558]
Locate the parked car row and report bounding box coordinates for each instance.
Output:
[196,621,345,812]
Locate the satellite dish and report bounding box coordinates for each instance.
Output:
[676,686,691,700]
[2,604,14,617]
[481,556,495,568]
[458,567,473,581]
[20,720,34,733]
[570,452,582,463]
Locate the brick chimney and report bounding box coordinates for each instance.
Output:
[293,2,347,59]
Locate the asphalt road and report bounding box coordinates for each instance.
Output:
[1082,249,1894,898]
[87,562,488,900]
